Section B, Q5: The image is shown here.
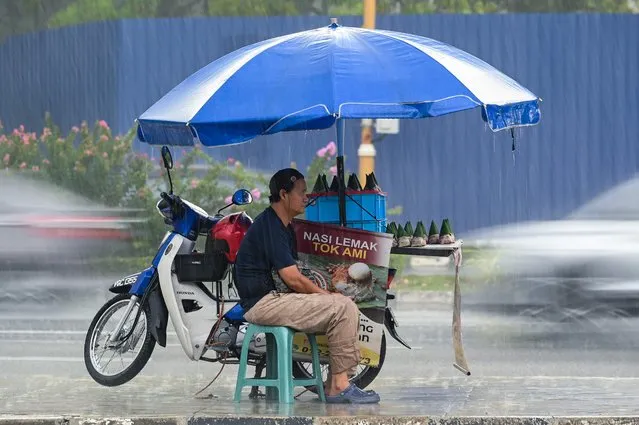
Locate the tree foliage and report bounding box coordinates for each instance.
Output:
[1,0,634,41]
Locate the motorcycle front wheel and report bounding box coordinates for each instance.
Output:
[84,293,156,386]
[292,332,386,393]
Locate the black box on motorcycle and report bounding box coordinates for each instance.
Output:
[174,249,228,282]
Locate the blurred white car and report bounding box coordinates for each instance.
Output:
[0,173,143,272]
[463,174,639,321]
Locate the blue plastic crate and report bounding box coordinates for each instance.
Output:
[317,220,387,233]
[346,219,387,233]
[345,192,386,222]
[305,193,340,222]
[305,191,387,233]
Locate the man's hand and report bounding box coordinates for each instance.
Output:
[277,265,332,295]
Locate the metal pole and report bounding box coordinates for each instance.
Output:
[336,118,347,226]
[363,0,376,29]
[359,0,376,185]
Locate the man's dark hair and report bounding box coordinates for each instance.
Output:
[268,168,305,203]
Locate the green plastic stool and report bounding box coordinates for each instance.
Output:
[234,324,326,403]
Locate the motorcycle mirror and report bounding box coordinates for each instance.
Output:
[232,189,253,206]
[161,146,173,170]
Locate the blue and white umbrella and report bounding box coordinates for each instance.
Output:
[136,20,541,149]
[136,20,541,226]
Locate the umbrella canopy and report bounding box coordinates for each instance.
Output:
[136,21,540,148]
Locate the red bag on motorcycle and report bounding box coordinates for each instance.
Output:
[208,212,252,263]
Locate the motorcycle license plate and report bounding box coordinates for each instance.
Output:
[112,272,141,289]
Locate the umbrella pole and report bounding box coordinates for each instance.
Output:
[336,118,347,227]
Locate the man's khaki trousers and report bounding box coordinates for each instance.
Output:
[243,291,360,375]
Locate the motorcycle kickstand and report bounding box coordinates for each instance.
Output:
[249,359,266,399]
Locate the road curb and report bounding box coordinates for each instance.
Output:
[3,416,639,425]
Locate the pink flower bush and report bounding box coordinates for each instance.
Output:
[326,141,337,156]
[0,117,276,259]
[307,140,342,192]
[317,141,338,158]
[22,135,30,145]
[41,127,52,140]
[0,114,147,218]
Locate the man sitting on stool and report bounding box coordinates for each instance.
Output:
[234,168,380,404]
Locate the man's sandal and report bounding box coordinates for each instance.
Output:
[325,383,380,404]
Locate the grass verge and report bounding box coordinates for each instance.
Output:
[86,256,153,274]
[392,274,454,292]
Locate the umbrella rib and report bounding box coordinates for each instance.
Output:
[200,33,299,112]
[353,27,537,106]
[353,27,484,105]
[181,30,319,125]
[336,96,482,117]
[262,104,332,134]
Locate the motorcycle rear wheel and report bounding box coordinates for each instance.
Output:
[84,293,156,386]
[292,332,386,393]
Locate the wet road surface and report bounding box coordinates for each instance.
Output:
[2,276,639,417]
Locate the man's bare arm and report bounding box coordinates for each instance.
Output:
[277,265,332,295]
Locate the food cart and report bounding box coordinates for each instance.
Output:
[292,175,470,375]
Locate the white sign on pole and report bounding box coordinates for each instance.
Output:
[375,118,399,134]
